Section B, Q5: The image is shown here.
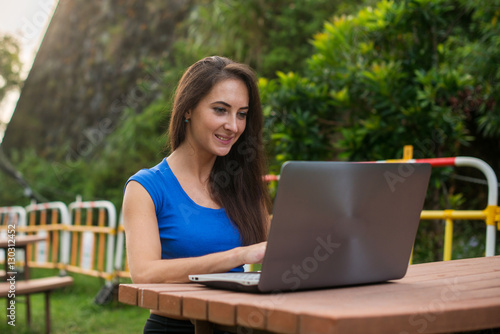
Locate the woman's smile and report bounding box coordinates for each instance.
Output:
[215,134,234,143]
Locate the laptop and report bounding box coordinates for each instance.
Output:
[189,161,431,293]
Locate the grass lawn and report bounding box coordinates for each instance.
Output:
[0,268,149,333]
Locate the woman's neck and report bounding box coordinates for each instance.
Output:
[166,143,216,185]
[166,144,222,209]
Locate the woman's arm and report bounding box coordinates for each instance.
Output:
[123,181,266,283]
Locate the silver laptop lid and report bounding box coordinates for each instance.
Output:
[258,161,431,292]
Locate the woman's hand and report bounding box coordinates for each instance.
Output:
[240,241,267,264]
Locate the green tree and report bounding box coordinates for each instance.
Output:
[0,35,22,103]
[0,35,26,204]
[173,0,369,77]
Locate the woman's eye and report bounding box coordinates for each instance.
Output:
[214,107,226,113]
[237,112,248,119]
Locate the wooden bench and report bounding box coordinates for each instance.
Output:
[0,276,74,334]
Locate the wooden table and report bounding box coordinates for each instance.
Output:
[0,234,46,279]
[0,234,46,327]
[119,256,500,334]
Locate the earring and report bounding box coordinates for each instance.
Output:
[184,118,189,123]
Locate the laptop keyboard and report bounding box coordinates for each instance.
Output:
[224,272,261,281]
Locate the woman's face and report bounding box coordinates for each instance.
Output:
[185,78,249,158]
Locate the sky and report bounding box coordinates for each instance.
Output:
[0,0,58,141]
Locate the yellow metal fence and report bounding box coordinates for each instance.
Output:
[0,198,118,282]
[375,146,499,261]
[66,197,117,282]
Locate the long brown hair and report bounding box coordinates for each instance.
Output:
[168,56,270,245]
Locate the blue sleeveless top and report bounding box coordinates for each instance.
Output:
[127,158,244,272]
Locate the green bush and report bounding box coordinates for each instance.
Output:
[260,72,334,173]
[261,0,500,166]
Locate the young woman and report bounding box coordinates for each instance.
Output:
[122,56,271,333]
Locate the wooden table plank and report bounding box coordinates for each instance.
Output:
[208,292,273,326]
[237,294,283,330]
[139,284,206,310]
[182,289,235,320]
[118,283,205,307]
[118,283,160,305]
[156,288,217,317]
[265,308,299,334]
[404,256,500,280]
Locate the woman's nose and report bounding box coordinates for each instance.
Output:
[224,115,238,132]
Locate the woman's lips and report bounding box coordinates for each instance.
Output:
[215,134,233,144]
